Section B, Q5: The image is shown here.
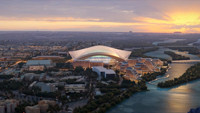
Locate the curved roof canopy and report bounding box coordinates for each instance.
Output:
[69,45,131,61]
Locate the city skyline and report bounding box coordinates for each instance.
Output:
[1,0,200,33]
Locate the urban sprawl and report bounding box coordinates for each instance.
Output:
[0,39,167,113]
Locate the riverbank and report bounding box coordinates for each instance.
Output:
[73,81,147,113]
[158,63,200,88]
[108,39,200,113]
[74,64,169,113]
[164,51,190,60]
[130,47,159,58]
[168,47,200,55]
[108,62,200,113]
[142,68,167,82]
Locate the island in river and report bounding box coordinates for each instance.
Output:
[164,51,190,60]
[108,39,200,113]
[158,63,200,88]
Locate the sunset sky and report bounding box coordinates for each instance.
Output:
[1,0,200,33]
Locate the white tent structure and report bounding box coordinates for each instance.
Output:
[69,45,131,61]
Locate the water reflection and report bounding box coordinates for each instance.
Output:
[144,47,200,61]
[188,39,200,46]
[151,63,193,85]
[108,47,200,113]
[171,50,200,60]
[152,39,185,46]
[144,47,172,60]
[166,92,190,113]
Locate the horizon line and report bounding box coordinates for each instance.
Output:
[0,30,199,34]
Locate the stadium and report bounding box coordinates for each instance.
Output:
[69,45,132,64]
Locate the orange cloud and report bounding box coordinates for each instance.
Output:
[0,17,102,22]
[1,11,200,33]
[132,11,200,33]
[134,12,200,25]
[168,12,200,25]
[0,20,146,31]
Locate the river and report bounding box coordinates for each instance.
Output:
[152,39,185,46]
[108,40,200,113]
[188,39,200,46]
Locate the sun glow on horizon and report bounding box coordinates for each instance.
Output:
[1,12,200,33]
[132,11,200,33]
[169,12,200,25]
[1,0,200,33]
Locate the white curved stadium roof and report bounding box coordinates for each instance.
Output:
[69,45,131,61]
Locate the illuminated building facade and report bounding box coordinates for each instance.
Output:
[69,45,131,64]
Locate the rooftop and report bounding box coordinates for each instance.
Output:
[93,66,115,74]
[69,45,131,61]
[26,60,52,65]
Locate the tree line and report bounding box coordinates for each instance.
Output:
[158,63,200,88]
[74,80,147,113]
[164,51,190,60]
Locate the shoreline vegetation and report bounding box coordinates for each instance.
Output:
[76,45,200,112]
[73,45,171,113]
[158,63,200,88]
[164,51,190,60]
[74,64,169,113]
[168,47,200,55]
[142,68,167,82]
[157,38,200,47]
[130,47,159,58]
[73,80,147,113]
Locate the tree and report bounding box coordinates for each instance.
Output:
[15,102,31,113]
[47,104,61,113]
[74,66,84,73]
[65,105,69,111]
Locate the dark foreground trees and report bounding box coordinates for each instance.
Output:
[73,80,147,113]
[0,80,23,90]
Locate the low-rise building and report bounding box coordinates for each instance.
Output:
[21,73,46,81]
[152,59,163,67]
[92,66,116,80]
[0,99,19,113]
[0,57,7,61]
[13,52,31,59]
[25,100,56,113]
[25,105,40,113]
[38,100,56,113]
[28,65,45,71]
[32,56,65,60]
[26,60,54,71]
[124,67,140,82]
[0,106,5,113]
[119,58,164,81]
[73,60,104,69]
[65,84,86,93]
[60,76,82,81]
[134,63,153,75]
[33,82,57,92]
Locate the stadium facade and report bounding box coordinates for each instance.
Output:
[69,45,131,63]
[69,45,163,81]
